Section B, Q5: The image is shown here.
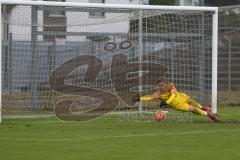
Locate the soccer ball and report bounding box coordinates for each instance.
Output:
[154,110,167,122]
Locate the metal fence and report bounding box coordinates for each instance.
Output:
[218,5,240,91]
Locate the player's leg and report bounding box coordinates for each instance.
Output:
[174,103,208,117]
[177,93,208,111]
[205,110,218,122]
[175,103,205,116]
[189,105,207,116]
[189,99,211,111]
[189,105,218,122]
[176,103,218,122]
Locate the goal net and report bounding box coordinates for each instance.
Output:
[0,1,218,122]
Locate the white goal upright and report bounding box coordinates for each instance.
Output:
[0,0,218,122]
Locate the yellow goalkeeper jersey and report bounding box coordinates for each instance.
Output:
[161,92,190,107]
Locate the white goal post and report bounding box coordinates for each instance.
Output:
[0,0,218,122]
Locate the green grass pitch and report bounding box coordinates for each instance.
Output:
[1,106,240,160]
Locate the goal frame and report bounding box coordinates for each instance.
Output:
[0,0,218,123]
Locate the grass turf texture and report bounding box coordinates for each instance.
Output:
[0,106,240,160]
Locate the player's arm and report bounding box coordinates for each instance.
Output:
[140,86,163,102]
[140,95,159,102]
[133,93,159,103]
[166,83,178,105]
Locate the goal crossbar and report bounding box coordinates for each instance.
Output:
[0,0,218,12]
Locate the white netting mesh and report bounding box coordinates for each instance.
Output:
[2,4,214,120]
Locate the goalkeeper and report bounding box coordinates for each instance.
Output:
[140,81,218,122]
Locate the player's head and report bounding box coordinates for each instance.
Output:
[155,80,172,94]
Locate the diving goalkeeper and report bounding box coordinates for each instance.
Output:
[140,81,218,122]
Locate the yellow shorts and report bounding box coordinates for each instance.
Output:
[173,103,191,112]
[167,93,191,112]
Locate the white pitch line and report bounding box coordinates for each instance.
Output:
[1,120,64,124]
[0,129,240,141]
